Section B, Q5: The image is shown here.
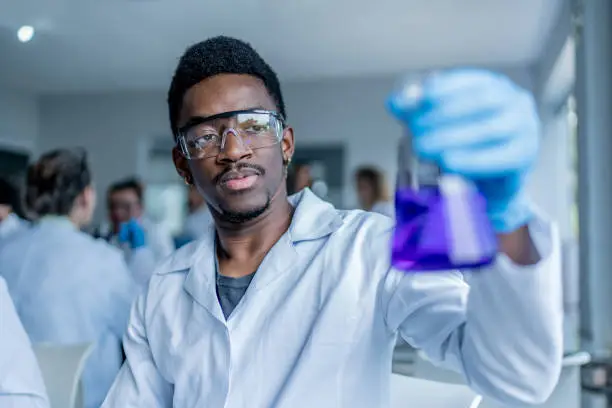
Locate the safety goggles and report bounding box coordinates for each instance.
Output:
[176,109,285,160]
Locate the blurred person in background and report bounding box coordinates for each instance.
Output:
[103,37,562,407]
[287,162,328,199]
[0,149,139,408]
[183,184,212,240]
[96,177,175,261]
[0,276,49,408]
[0,177,29,242]
[287,163,311,195]
[354,166,394,217]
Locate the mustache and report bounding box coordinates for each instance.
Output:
[213,162,266,185]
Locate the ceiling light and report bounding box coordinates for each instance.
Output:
[17,26,35,43]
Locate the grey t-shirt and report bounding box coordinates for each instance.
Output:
[216,272,255,319]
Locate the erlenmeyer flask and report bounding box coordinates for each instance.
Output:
[391,75,497,271]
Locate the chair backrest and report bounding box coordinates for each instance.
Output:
[32,343,93,408]
[390,374,482,408]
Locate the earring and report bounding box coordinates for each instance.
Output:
[183,175,192,185]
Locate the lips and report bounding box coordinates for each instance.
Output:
[218,168,261,191]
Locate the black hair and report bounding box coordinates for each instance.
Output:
[167,36,286,138]
[107,177,144,204]
[0,177,26,218]
[355,165,389,202]
[26,148,91,218]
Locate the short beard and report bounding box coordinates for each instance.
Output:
[217,195,271,224]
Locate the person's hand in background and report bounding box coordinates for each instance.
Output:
[118,218,146,250]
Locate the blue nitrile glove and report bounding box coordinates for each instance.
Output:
[387,69,539,233]
[118,218,146,249]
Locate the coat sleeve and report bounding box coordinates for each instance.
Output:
[0,277,50,408]
[378,214,563,405]
[101,292,173,407]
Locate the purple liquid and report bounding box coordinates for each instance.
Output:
[392,184,497,271]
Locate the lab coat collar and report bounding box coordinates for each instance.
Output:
[287,188,344,242]
[159,188,343,322]
[38,215,77,230]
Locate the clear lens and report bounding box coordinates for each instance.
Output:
[180,111,282,159]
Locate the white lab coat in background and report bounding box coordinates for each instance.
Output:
[0,213,28,242]
[371,200,395,218]
[140,217,175,261]
[0,277,49,408]
[183,205,213,240]
[103,188,562,408]
[0,217,138,408]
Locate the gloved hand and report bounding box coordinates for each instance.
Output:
[118,218,147,249]
[387,69,539,233]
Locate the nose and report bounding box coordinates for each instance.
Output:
[216,128,252,163]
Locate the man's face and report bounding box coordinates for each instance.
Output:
[0,204,11,222]
[108,189,142,228]
[173,74,294,223]
[356,178,375,209]
[294,166,312,192]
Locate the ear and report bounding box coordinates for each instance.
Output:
[79,185,97,213]
[172,147,192,184]
[281,126,295,164]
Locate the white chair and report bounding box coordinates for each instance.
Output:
[391,374,482,408]
[32,343,93,408]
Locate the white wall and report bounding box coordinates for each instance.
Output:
[38,67,534,220]
[0,90,39,154]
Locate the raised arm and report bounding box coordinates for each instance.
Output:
[380,215,562,405]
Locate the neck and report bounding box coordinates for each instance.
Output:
[215,194,293,262]
[364,201,375,211]
[68,213,84,229]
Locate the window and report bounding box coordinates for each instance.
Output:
[145,183,187,236]
[567,95,579,238]
[140,138,188,236]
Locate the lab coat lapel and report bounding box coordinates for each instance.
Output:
[182,224,225,323]
[250,189,343,290]
[181,189,342,320]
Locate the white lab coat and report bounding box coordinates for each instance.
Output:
[371,200,395,218]
[139,217,175,261]
[103,189,563,408]
[0,217,139,408]
[0,277,49,408]
[0,213,28,243]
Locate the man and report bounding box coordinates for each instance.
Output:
[99,177,174,262]
[0,277,49,408]
[103,37,562,407]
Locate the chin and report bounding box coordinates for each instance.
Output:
[217,197,271,224]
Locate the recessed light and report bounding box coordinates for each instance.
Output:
[17,26,35,43]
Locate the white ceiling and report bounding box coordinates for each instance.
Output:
[0,0,562,94]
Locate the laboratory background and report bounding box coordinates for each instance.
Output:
[0,0,611,407]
